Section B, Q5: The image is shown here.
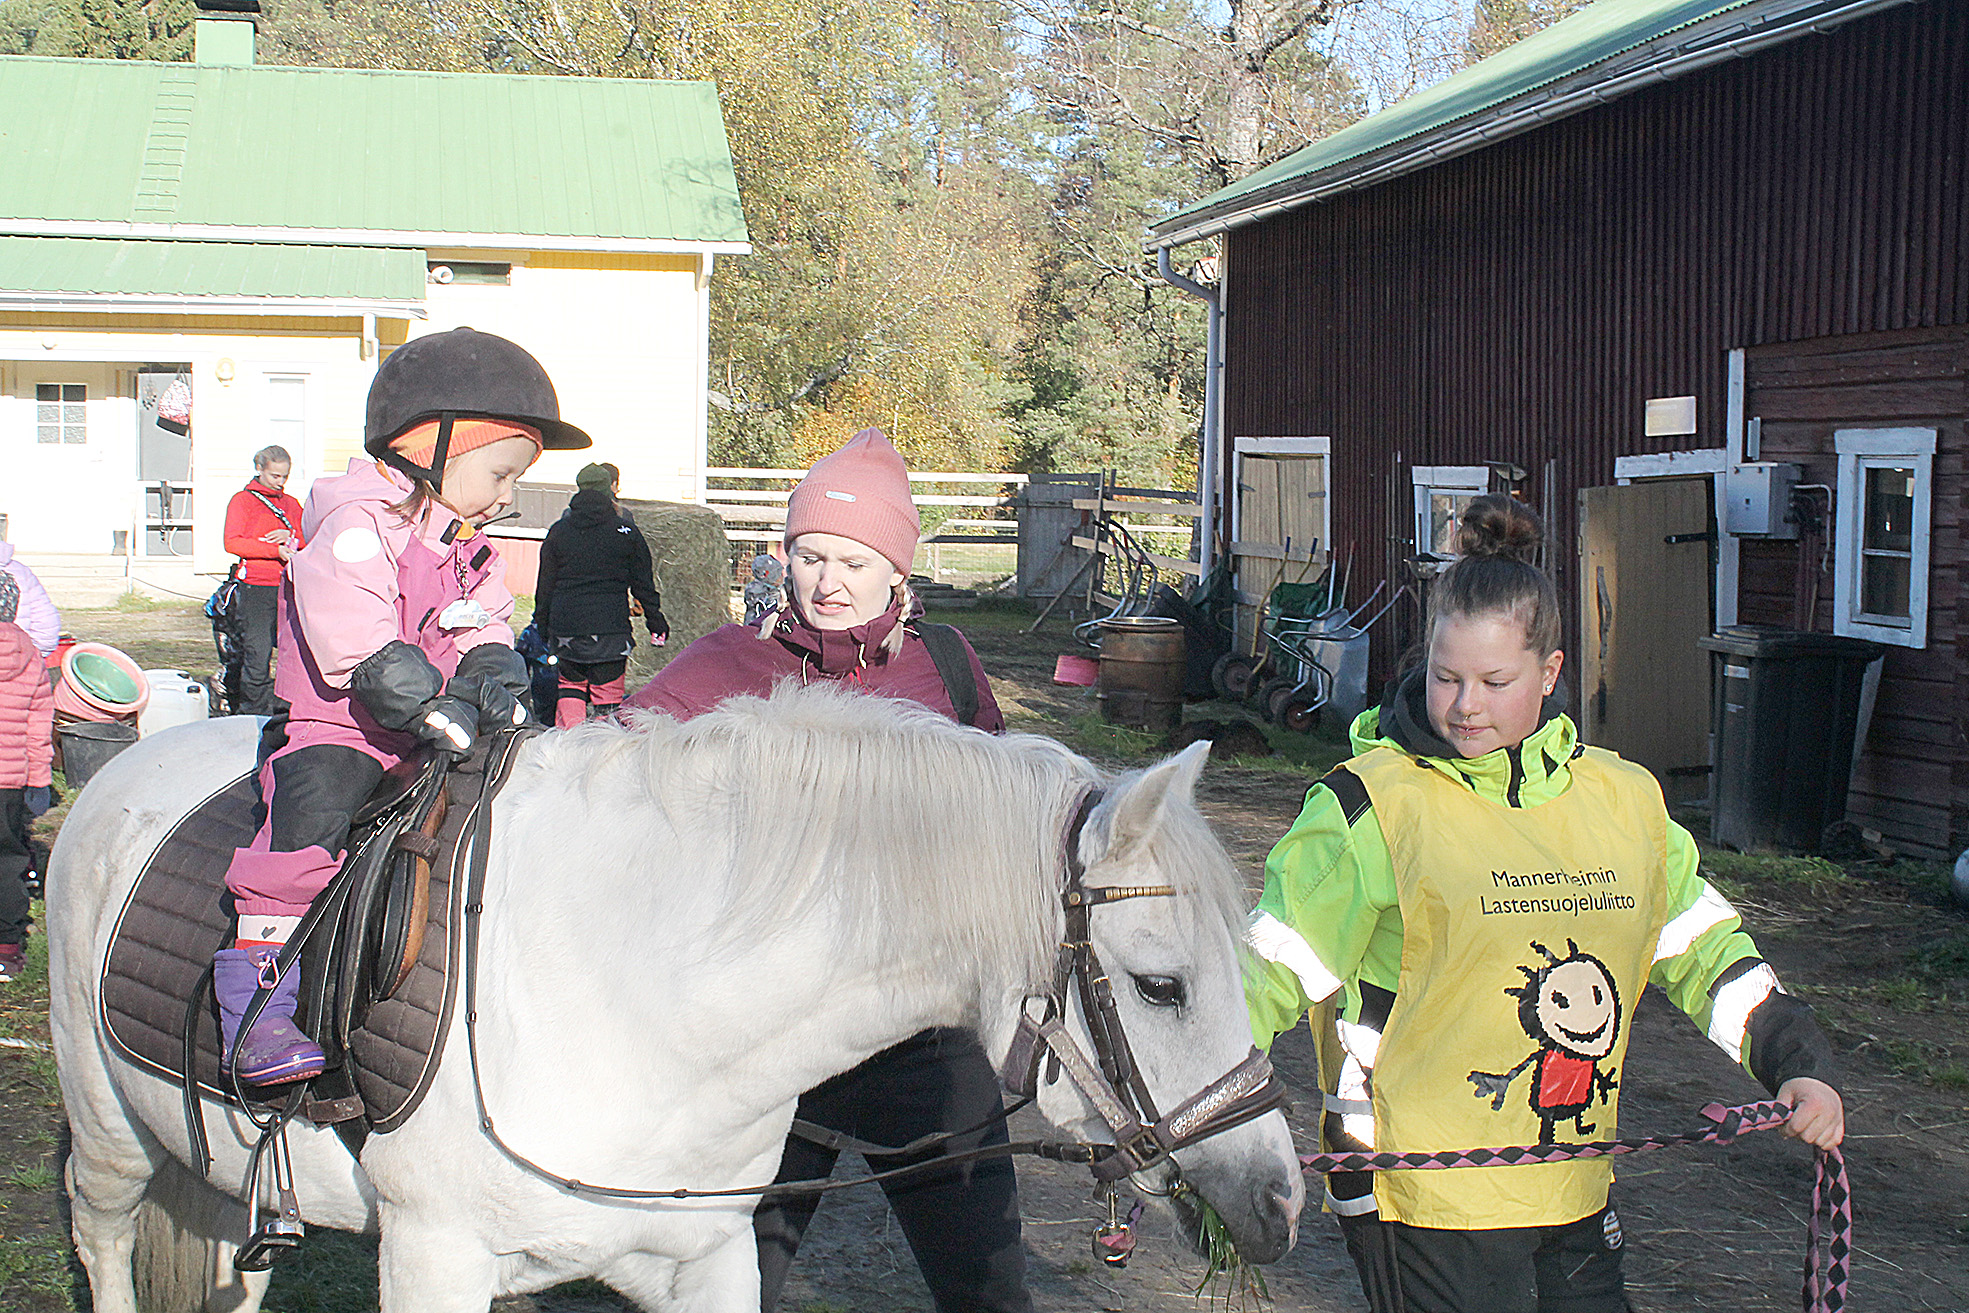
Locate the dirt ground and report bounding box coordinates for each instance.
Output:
[2,601,1966,1312]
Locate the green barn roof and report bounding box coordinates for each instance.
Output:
[0,57,749,251]
[1149,0,1916,248]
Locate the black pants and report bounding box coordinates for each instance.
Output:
[0,789,30,946]
[1338,1203,1630,1313]
[235,583,283,716]
[756,1028,1032,1313]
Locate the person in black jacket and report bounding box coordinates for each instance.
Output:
[535,463,667,725]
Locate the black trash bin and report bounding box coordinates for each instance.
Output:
[1697,626,1885,851]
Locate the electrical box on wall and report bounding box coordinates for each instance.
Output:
[1724,462,1800,538]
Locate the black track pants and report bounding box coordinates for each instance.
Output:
[235,583,283,716]
[755,1027,1032,1313]
[0,789,29,944]
[1338,1202,1630,1313]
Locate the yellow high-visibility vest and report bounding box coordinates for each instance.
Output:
[1348,744,1669,1228]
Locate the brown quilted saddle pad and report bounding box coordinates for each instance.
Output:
[99,737,518,1132]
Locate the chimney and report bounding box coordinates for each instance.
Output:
[193,0,261,66]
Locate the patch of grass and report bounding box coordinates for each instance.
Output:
[260,1228,379,1312]
[0,1231,77,1307]
[1698,849,1849,900]
[1907,931,1969,982]
[107,590,174,613]
[1058,713,1165,765]
[1871,1035,1969,1089]
[1872,976,1931,1011]
[4,1165,57,1193]
[1862,858,1956,904]
[1932,1063,1969,1092]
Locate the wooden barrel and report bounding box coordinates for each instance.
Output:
[1096,617,1187,733]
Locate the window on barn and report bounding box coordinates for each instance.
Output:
[36,383,86,444]
[1833,427,1935,648]
[1411,466,1489,556]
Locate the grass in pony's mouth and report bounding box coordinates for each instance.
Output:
[1175,1182,1272,1309]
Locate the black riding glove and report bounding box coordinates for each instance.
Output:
[449,643,533,731]
[350,640,446,731]
[649,611,670,646]
[414,695,481,755]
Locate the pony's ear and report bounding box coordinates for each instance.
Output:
[1097,739,1210,866]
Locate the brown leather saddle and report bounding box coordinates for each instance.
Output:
[100,728,537,1145]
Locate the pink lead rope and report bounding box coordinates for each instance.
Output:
[1296,1100,1850,1313]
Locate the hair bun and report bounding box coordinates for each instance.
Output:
[1456,494,1543,564]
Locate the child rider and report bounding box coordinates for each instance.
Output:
[215,328,591,1086]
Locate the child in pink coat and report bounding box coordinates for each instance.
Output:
[216,329,590,1084]
[0,573,54,983]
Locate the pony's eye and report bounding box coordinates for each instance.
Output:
[1133,974,1186,1009]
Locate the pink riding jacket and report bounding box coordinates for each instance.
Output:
[0,620,53,790]
[275,458,516,754]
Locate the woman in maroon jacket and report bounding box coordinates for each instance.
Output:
[623,429,1023,1313]
[222,445,306,715]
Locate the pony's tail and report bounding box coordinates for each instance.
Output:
[132,1156,269,1313]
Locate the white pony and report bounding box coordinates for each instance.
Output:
[50,682,1302,1312]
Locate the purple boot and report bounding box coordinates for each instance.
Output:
[213,947,326,1085]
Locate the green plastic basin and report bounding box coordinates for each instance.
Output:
[71,651,143,705]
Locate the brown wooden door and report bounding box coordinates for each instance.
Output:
[1577,479,1713,801]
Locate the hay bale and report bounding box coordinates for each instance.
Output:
[618,498,733,688]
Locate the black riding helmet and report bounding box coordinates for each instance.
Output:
[364,328,591,493]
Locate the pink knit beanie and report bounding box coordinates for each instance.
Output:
[783,428,920,574]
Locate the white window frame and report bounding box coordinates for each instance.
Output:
[1411,465,1489,556]
[1832,427,1934,649]
[35,381,88,444]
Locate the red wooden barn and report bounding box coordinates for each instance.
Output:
[1151,0,1967,856]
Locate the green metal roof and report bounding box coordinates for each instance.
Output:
[1150,0,1914,246]
[0,58,749,249]
[0,236,426,305]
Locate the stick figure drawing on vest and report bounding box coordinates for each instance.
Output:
[1468,940,1622,1145]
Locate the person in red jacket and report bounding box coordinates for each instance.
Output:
[222,446,306,715]
[0,574,54,983]
[623,429,1020,1313]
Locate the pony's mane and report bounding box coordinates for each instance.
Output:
[516,683,1092,987]
[511,682,1246,992]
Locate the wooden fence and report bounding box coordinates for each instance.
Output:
[705,467,1203,604]
[703,468,1028,549]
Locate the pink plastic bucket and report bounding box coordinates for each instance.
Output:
[56,642,150,722]
[1053,653,1100,687]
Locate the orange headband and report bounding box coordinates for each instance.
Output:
[390,418,544,467]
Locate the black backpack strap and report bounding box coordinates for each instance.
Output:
[1318,766,1373,827]
[916,623,979,728]
[246,487,295,533]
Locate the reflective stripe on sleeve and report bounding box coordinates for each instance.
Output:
[1653,881,1737,963]
[1334,1025,1381,1147]
[1325,1187,1379,1216]
[1707,962,1780,1063]
[1246,910,1344,1003]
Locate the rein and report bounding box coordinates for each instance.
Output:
[999,788,1288,1184]
[458,779,1283,1202]
[1299,1100,1851,1313]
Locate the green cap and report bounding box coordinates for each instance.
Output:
[575,461,618,491]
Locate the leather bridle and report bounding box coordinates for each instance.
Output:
[999,789,1288,1183]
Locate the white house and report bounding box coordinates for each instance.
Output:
[0,9,748,600]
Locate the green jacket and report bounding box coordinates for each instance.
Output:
[1247,698,1827,1094]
